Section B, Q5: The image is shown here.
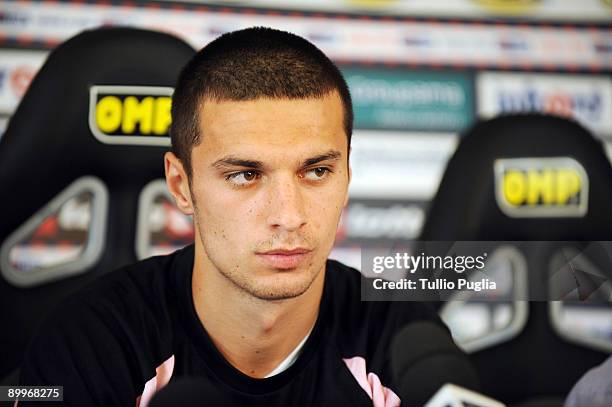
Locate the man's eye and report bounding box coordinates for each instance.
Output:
[226,171,260,186]
[303,167,331,181]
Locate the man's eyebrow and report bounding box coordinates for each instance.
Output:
[211,150,343,170]
[302,150,342,167]
[212,156,264,170]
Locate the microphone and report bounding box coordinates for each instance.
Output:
[565,356,612,407]
[391,321,482,407]
[424,383,505,407]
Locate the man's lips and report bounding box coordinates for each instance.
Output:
[260,248,311,255]
[256,248,313,269]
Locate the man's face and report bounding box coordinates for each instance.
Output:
[175,91,350,301]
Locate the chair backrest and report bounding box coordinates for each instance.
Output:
[421,114,612,404]
[422,114,612,241]
[0,27,195,378]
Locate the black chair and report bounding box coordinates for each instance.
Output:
[0,27,195,382]
[421,114,612,406]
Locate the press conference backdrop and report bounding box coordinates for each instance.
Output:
[0,0,611,356]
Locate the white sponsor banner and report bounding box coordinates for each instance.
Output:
[0,2,610,70]
[0,49,48,114]
[191,0,612,22]
[348,130,458,200]
[477,72,612,136]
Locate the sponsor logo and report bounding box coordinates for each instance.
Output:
[10,65,35,98]
[0,50,47,114]
[89,86,173,146]
[344,68,473,132]
[403,36,431,48]
[473,0,541,14]
[38,14,91,29]
[477,73,612,136]
[346,0,401,9]
[595,42,612,55]
[498,37,529,51]
[494,157,588,217]
[349,76,465,107]
[207,27,231,37]
[0,11,28,26]
[336,202,425,243]
[497,89,602,121]
[307,32,335,44]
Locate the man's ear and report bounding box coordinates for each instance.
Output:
[165,152,194,215]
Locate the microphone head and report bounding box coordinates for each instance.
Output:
[391,321,481,407]
[565,356,612,407]
[425,383,505,407]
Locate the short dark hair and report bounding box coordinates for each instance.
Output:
[170,26,353,178]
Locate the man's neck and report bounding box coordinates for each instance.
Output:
[191,248,325,378]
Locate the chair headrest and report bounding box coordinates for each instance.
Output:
[421,114,612,240]
[0,27,195,238]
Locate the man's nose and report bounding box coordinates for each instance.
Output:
[266,175,307,232]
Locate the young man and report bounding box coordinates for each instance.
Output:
[19,27,446,406]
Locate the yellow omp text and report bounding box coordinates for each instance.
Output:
[95,95,171,135]
[503,169,581,206]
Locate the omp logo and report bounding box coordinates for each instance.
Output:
[89,86,173,146]
[497,89,603,122]
[494,157,588,218]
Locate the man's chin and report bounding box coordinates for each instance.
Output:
[250,289,307,301]
[240,269,321,301]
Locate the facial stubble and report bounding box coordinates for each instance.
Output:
[190,188,323,302]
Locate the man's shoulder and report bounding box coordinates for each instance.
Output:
[26,245,194,357]
[19,246,194,394]
[66,245,190,315]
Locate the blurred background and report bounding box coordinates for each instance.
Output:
[0,0,611,405]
